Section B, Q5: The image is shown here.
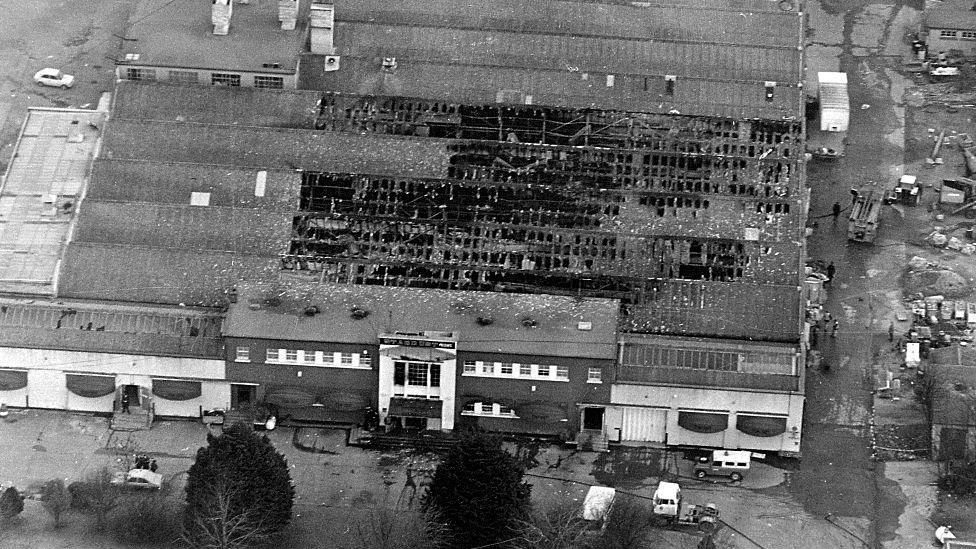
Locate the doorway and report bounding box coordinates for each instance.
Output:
[582,407,605,431]
[123,385,141,407]
[230,384,256,409]
[403,417,426,430]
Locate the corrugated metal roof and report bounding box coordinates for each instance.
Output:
[316,0,804,118]
[73,201,292,254]
[111,82,320,128]
[99,119,452,177]
[223,280,620,359]
[0,295,222,358]
[621,280,801,341]
[88,159,301,209]
[57,243,280,306]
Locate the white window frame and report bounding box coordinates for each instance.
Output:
[460,360,568,381]
[235,346,250,362]
[168,70,198,84]
[254,75,284,89]
[587,367,603,383]
[461,402,519,418]
[284,349,299,363]
[963,31,976,40]
[266,348,283,363]
[940,29,958,39]
[211,72,242,87]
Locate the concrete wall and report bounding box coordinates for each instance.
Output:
[610,384,803,454]
[0,347,227,417]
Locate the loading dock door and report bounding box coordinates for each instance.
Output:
[620,407,667,443]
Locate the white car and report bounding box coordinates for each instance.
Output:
[111,469,163,490]
[33,68,75,89]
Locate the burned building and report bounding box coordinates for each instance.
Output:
[44,0,808,453]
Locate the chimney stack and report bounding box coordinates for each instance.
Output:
[211,0,232,36]
[310,1,336,55]
[279,0,299,30]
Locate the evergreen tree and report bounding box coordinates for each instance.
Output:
[184,423,294,548]
[424,432,531,548]
[0,486,24,521]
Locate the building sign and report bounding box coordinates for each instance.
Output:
[379,337,456,349]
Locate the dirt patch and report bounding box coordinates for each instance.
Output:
[906,268,971,297]
[591,447,666,489]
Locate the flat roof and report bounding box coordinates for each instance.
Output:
[224,280,620,359]
[311,0,804,119]
[0,108,104,295]
[118,0,309,74]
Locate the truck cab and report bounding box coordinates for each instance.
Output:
[652,481,681,517]
[693,450,751,481]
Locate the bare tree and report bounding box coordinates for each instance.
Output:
[68,467,122,531]
[40,479,72,529]
[590,495,658,549]
[349,504,451,549]
[516,502,590,549]
[183,479,270,549]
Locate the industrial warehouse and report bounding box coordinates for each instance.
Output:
[0,0,808,456]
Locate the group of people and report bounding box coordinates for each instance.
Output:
[133,454,158,473]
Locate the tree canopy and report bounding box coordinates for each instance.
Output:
[424,432,532,548]
[184,423,295,548]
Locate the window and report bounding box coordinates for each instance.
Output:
[393,362,406,385]
[536,364,550,377]
[125,68,156,81]
[211,72,241,87]
[480,362,494,375]
[430,366,440,388]
[169,70,198,84]
[340,353,354,366]
[501,363,513,375]
[964,31,976,40]
[462,402,518,418]
[588,368,602,383]
[407,363,428,386]
[520,363,532,376]
[284,349,298,362]
[941,30,958,39]
[463,360,477,374]
[254,75,284,89]
[556,366,569,379]
[266,348,281,362]
[235,346,250,362]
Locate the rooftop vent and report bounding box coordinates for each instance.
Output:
[303,305,320,317]
[476,316,494,326]
[310,2,336,54]
[262,62,282,69]
[664,75,676,96]
[278,0,299,30]
[521,317,538,328]
[381,57,398,73]
[577,321,593,331]
[350,306,370,320]
[324,55,340,72]
[765,81,777,102]
[211,0,232,36]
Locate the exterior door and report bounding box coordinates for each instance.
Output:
[620,407,667,443]
[230,384,256,409]
[582,407,605,430]
[124,384,141,407]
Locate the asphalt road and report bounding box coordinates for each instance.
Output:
[0,0,134,172]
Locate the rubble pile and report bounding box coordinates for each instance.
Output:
[906,256,971,297]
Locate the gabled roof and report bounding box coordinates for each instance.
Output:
[224,280,620,360]
[312,0,805,119]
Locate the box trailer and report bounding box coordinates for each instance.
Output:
[818,72,849,132]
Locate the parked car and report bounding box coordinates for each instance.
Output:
[111,469,162,490]
[33,68,74,89]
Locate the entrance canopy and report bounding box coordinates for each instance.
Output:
[388,397,443,418]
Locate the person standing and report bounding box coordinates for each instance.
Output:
[832,202,842,220]
[888,322,895,342]
[120,392,130,414]
[831,319,839,338]
[826,262,836,281]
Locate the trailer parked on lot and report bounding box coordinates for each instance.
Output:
[818,72,849,132]
[848,190,883,243]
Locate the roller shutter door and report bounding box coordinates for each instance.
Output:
[620,407,667,443]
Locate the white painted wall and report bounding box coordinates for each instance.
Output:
[0,347,228,417]
[611,384,803,454]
